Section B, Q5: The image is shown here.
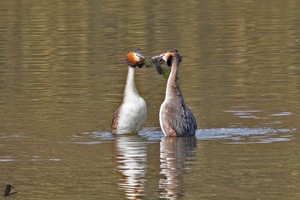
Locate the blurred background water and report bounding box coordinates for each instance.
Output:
[0,0,300,199]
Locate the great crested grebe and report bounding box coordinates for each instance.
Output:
[151,50,197,137]
[111,49,147,134]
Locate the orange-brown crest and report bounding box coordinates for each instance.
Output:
[163,52,175,61]
[127,52,137,64]
[126,49,145,68]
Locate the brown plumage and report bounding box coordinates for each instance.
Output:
[151,50,197,137]
[111,106,120,134]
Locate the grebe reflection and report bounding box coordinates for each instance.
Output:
[115,136,148,200]
[159,137,197,199]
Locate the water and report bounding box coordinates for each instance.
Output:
[1,0,300,199]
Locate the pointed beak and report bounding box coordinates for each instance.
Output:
[139,55,145,62]
[151,55,164,67]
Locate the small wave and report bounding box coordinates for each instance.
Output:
[196,128,295,144]
[196,127,293,139]
[269,112,295,117]
[0,159,15,162]
[0,132,27,139]
[73,127,296,144]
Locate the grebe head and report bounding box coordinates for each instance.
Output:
[126,48,145,68]
[151,50,182,67]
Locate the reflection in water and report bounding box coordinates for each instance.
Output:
[115,136,148,200]
[159,137,197,199]
[0,1,300,199]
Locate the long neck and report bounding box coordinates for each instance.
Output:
[124,66,139,98]
[165,58,183,100]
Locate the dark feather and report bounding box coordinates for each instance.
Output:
[111,106,120,134]
[133,48,143,56]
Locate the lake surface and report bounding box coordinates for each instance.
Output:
[1,0,300,199]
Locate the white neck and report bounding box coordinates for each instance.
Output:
[124,66,139,99]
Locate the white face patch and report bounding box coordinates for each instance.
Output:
[133,52,141,62]
[162,53,169,61]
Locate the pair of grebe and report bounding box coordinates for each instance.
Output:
[111,49,197,137]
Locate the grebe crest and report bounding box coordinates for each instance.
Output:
[151,50,182,67]
[126,48,145,68]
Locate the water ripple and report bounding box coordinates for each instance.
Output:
[72,127,296,145]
